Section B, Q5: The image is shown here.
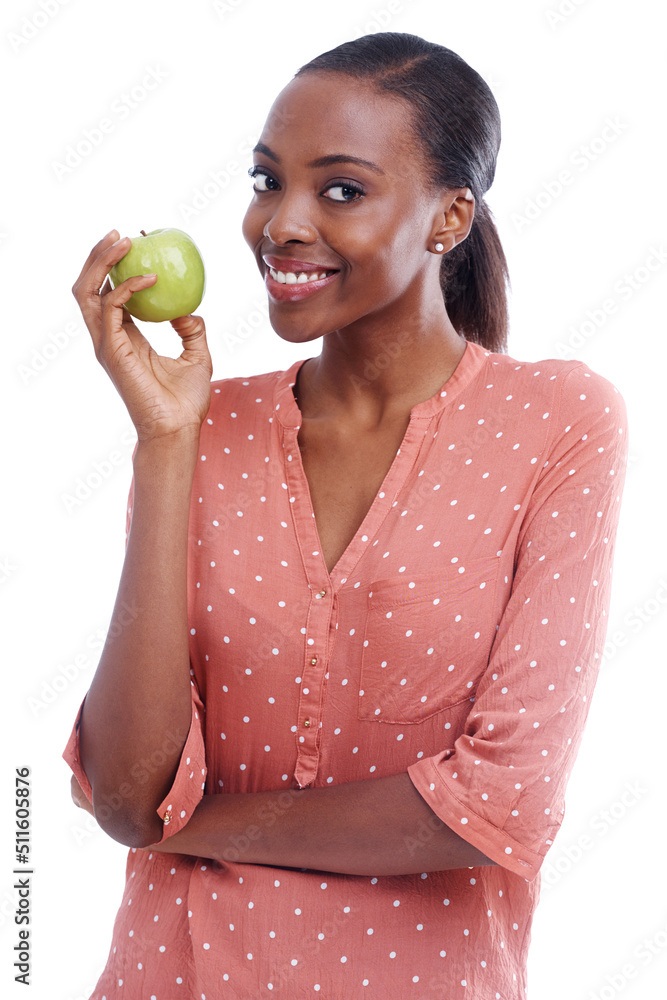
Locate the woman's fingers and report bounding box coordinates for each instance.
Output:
[170,312,207,346]
[101,273,157,311]
[97,273,157,359]
[170,313,214,373]
[72,233,134,352]
[71,229,118,289]
[70,232,213,441]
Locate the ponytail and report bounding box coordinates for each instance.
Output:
[439,198,510,353]
[295,32,510,353]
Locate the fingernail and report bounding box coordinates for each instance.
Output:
[112,237,128,247]
[104,229,117,239]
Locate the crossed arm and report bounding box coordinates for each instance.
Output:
[71,771,496,876]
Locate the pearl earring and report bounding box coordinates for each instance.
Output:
[434,243,444,252]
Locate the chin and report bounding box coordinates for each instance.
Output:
[269,317,330,346]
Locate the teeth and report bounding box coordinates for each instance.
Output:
[269,267,332,284]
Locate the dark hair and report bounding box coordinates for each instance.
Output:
[294,32,510,353]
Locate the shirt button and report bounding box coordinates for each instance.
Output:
[303,719,311,727]
[310,657,318,665]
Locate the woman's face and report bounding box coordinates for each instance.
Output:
[242,71,464,346]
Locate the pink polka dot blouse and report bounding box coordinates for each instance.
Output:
[63,339,629,998]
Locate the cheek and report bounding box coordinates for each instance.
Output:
[363,240,416,295]
[241,204,261,248]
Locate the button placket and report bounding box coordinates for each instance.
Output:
[293,584,334,787]
[281,425,338,786]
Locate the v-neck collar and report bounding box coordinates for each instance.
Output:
[272,338,490,430]
[273,339,490,586]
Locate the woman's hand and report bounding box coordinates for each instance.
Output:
[71,229,213,443]
[70,774,95,816]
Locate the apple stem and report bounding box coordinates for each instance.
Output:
[140,230,147,237]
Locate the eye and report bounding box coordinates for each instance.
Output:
[247,166,364,204]
[248,166,278,192]
[323,182,365,204]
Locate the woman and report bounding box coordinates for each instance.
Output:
[65,32,628,999]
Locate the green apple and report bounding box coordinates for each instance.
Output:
[109,227,206,322]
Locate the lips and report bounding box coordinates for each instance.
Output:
[264,267,340,302]
[262,254,339,274]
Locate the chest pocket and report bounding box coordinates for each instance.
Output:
[358,556,500,723]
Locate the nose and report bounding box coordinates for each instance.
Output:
[262,192,318,245]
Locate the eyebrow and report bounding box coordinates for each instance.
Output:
[252,141,385,175]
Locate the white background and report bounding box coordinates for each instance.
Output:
[1,1,665,998]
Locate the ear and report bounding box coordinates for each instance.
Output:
[431,188,475,252]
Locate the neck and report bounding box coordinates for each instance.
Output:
[295,318,467,428]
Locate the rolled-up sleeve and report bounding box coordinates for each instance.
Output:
[408,364,629,881]
[62,458,208,844]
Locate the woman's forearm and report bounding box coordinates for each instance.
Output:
[78,429,201,847]
[147,771,496,876]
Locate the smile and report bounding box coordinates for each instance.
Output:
[270,267,337,284]
[265,267,340,301]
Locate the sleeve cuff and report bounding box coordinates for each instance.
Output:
[62,677,207,845]
[153,680,207,844]
[407,754,543,882]
[62,695,93,806]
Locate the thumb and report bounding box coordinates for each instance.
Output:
[170,313,211,365]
